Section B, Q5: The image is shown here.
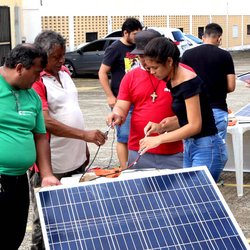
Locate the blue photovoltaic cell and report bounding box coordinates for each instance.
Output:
[235,103,250,117]
[36,168,249,250]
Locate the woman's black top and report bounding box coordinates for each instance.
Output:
[167,76,217,139]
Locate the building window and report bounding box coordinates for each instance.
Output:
[233,25,238,38]
[198,27,204,39]
[86,32,98,42]
[247,25,250,35]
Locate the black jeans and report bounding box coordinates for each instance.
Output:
[0,173,29,250]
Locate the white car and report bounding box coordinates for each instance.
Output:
[105,27,190,57]
[184,33,203,48]
[146,27,190,57]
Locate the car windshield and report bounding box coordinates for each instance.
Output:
[172,31,185,42]
[186,34,203,44]
[81,40,106,52]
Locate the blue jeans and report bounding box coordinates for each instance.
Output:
[212,108,228,140]
[183,134,228,182]
[116,106,132,143]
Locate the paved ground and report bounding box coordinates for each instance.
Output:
[19,50,250,249]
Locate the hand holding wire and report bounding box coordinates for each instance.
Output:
[104,124,112,136]
[144,121,160,136]
[139,135,161,155]
[106,111,124,127]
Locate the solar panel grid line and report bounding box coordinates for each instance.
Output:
[61,189,83,250]
[127,176,178,249]
[111,180,152,249]
[182,172,224,249]
[129,177,172,248]
[181,172,231,250]
[82,185,115,250]
[36,166,250,250]
[176,174,214,248]
[46,189,76,249]
[80,186,113,250]
[161,172,218,249]
[99,180,152,249]
[123,178,163,249]
[123,182,171,248]
[46,190,66,250]
[192,172,245,249]
[86,183,140,249]
[39,190,60,250]
[69,187,95,250]
[199,170,250,250]
[134,178,170,248]
[53,190,76,250]
[147,175,189,248]
[56,189,73,250]
[235,103,250,117]
[162,180,199,248]
[160,173,209,249]
[93,182,136,250]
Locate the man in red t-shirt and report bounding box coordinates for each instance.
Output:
[107,30,183,169]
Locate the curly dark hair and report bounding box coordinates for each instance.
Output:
[5,43,47,69]
[121,17,143,35]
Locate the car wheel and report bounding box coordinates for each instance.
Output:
[64,61,76,77]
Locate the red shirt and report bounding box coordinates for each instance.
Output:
[118,67,183,155]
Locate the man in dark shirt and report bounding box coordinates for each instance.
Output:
[181,23,235,140]
[98,17,142,169]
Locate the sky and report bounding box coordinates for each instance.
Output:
[32,0,250,16]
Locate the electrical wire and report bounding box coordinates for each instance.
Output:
[79,124,114,182]
[84,151,144,182]
[79,120,149,182]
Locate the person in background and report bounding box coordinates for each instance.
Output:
[181,23,235,140]
[107,29,183,169]
[99,17,143,169]
[0,44,60,249]
[30,30,107,250]
[139,37,227,182]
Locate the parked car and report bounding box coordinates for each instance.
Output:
[105,30,122,38]
[104,27,190,57]
[237,71,250,87]
[64,37,118,77]
[184,33,203,48]
[146,27,190,57]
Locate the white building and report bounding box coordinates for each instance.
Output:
[9,0,250,51]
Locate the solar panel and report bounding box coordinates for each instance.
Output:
[36,166,250,250]
[235,103,250,123]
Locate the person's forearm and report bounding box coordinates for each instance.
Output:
[161,116,180,132]
[227,74,236,93]
[112,105,128,122]
[34,134,53,178]
[99,72,114,98]
[159,123,201,144]
[45,116,87,140]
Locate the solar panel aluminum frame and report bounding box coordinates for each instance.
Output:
[235,103,250,123]
[35,166,250,250]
